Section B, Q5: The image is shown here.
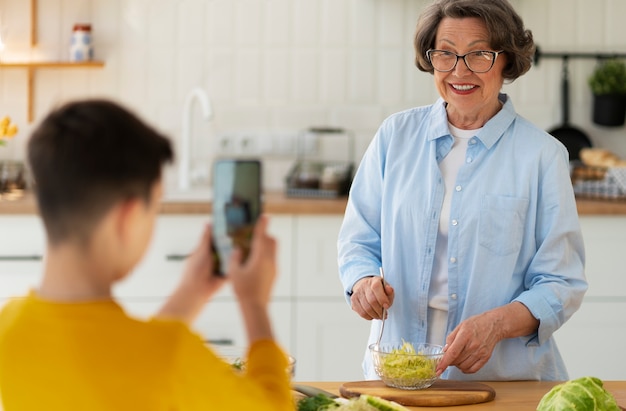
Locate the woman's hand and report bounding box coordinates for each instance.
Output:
[350,276,395,320]
[436,312,502,375]
[436,302,539,375]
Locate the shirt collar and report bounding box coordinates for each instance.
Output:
[429,93,516,149]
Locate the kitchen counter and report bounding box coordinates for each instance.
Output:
[0,191,349,215]
[302,380,626,410]
[2,192,626,215]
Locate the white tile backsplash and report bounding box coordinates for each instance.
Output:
[292,0,319,47]
[320,0,349,47]
[2,0,626,180]
[377,0,406,47]
[265,0,291,47]
[319,49,347,103]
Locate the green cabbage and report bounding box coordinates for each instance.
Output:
[536,376,620,411]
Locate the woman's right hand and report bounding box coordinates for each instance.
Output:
[350,276,394,320]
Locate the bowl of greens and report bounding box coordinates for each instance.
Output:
[369,341,443,390]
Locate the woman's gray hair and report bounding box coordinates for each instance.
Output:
[414,0,535,81]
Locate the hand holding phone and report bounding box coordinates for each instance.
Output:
[212,159,262,276]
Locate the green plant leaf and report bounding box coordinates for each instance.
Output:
[588,59,626,95]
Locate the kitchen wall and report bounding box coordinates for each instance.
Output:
[1,0,626,190]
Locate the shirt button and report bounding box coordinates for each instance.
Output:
[455,185,462,192]
[466,157,473,163]
[451,219,458,226]
[451,293,458,300]
[469,139,476,145]
[449,257,457,263]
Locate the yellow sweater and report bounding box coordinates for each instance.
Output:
[0,292,294,411]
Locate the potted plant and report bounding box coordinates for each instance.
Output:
[588,58,626,126]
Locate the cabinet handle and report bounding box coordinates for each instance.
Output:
[0,255,43,261]
[204,338,234,346]
[165,254,189,261]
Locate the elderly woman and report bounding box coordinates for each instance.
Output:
[338,0,587,381]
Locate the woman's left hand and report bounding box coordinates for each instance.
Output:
[435,312,502,375]
[436,302,539,375]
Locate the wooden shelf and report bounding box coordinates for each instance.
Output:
[0,61,104,69]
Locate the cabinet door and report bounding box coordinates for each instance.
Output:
[294,216,344,297]
[0,216,45,298]
[554,300,626,380]
[115,215,293,299]
[120,299,293,365]
[579,217,626,296]
[114,216,206,298]
[294,300,371,382]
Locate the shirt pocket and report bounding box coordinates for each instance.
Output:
[479,195,529,256]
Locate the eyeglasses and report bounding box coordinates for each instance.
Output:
[426,49,504,73]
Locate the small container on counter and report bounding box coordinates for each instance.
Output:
[69,24,93,62]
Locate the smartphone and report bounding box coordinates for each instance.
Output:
[212,159,262,276]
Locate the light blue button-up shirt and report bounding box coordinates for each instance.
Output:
[337,94,587,381]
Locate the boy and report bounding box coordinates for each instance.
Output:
[0,100,293,410]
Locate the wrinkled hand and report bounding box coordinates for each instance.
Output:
[436,312,503,376]
[350,276,394,320]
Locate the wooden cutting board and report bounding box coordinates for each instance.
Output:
[339,380,496,407]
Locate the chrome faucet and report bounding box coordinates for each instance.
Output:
[178,87,213,190]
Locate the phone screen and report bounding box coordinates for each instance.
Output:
[212,159,262,276]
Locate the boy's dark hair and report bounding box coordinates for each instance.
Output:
[28,99,174,245]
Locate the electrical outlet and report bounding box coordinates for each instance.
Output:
[238,134,258,155]
[272,132,297,156]
[216,134,234,155]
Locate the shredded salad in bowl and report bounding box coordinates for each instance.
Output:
[370,340,443,390]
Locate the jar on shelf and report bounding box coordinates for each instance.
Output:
[69,24,93,62]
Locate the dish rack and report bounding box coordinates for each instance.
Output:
[571,163,626,200]
[285,127,355,199]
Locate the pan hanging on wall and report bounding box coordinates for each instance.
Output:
[547,56,592,162]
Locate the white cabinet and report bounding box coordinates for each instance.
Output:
[120,299,293,361]
[554,216,626,380]
[114,215,294,299]
[4,212,626,382]
[554,300,626,380]
[119,214,359,382]
[291,215,372,381]
[0,216,45,299]
[294,216,344,297]
[115,214,297,371]
[294,300,371,382]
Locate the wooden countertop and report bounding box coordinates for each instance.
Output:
[0,191,348,215]
[301,380,626,410]
[2,192,626,216]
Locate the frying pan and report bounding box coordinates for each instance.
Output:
[548,56,592,161]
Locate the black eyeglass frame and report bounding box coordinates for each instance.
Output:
[426,49,504,73]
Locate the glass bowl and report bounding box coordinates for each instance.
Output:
[369,342,444,390]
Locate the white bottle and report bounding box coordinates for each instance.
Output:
[69,24,93,62]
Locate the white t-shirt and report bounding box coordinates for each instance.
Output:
[427,123,481,344]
